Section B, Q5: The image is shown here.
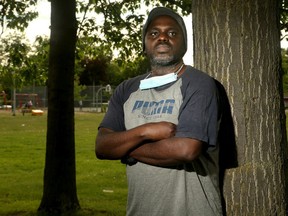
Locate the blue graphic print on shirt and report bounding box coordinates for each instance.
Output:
[132,99,175,115]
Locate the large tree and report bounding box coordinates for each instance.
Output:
[38,0,79,213]
[192,0,288,215]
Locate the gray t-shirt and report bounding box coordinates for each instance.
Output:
[99,66,223,216]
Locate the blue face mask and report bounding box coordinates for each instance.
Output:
[139,64,184,90]
[139,73,177,90]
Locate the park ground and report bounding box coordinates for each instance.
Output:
[0,110,127,216]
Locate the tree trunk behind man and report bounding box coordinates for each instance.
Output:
[192,0,288,215]
[38,0,80,213]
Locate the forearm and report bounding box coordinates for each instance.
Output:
[95,127,147,160]
[96,121,176,160]
[129,137,203,167]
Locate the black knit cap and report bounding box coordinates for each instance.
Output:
[142,7,187,53]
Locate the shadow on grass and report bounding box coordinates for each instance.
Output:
[4,208,122,216]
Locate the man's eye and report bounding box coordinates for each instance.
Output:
[150,31,158,37]
[168,31,176,37]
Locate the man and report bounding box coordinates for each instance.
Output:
[96,7,223,216]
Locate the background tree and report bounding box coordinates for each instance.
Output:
[192,0,288,215]
[0,33,31,98]
[0,34,49,100]
[27,36,50,86]
[0,0,38,34]
[107,55,150,85]
[78,56,110,86]
[282,48,288,95]
[38,0,80,213]
[280,0,288,40]
[74,75,87,105]
[75,35,117,90]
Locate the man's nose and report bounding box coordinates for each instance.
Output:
[158,32,169,42]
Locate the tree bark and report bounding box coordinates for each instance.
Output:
[192,0,288,215]
[38,0,79,213]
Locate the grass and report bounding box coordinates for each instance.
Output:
[0,110,127,216]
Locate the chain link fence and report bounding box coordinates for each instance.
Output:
[0,85,113,112]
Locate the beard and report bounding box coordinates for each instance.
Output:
[149,54,175,66]
[146,44,185,67]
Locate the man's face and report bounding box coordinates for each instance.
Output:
[144,15,186,66]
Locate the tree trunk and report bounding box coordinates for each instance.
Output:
[38,0,79,213]
[192,0,288,215]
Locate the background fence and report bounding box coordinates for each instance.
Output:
[0,85,113,112]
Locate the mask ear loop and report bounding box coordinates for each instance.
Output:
[144,63,184,81]
[175,64,185,77]
[144,72,152,79]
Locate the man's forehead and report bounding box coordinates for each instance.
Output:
[147,15,181,30]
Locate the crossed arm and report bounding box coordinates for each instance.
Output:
[95,121,203,167]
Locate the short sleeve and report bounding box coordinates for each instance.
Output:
[98,75,145,131]
[176,70,220,147]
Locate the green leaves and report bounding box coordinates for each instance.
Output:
[280,0,288,40]
[0,34,49,89]
[0,0,38,33]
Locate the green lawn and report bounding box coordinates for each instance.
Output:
[0,110,127,216]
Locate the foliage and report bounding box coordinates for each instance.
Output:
[28,36,50,86]
[282,48,288,74]
[0,33,31,90]
[0,34,49,94]
[74,75,87,102]
[0,0,38,34]
[79,56,109,86]
[106,55,150,86]
[75,36,149,87]
[280,0,288,40]
[282,48,288,95]
[0,31,147,97]
[283,74,288,96]
[77,0,144,62]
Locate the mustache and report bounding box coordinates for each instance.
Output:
[155,42,171,48]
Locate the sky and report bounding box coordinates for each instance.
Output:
[25,1,50,41]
